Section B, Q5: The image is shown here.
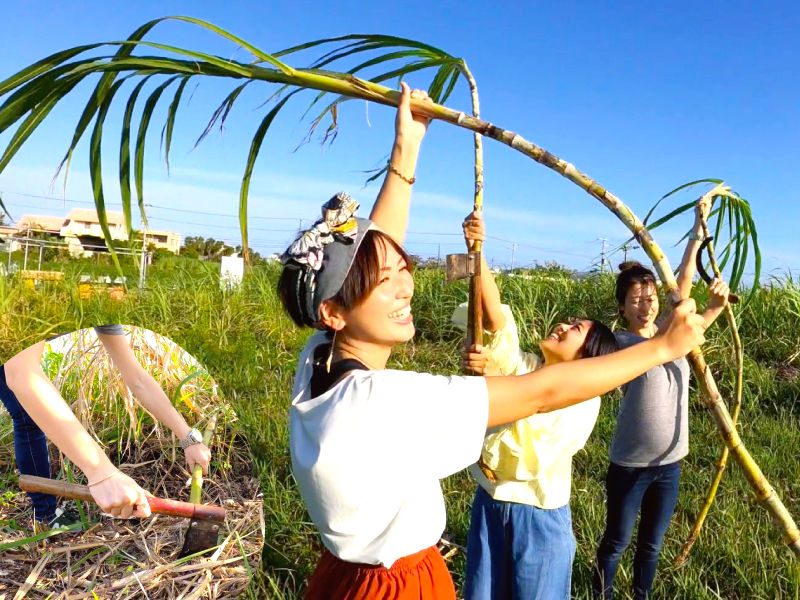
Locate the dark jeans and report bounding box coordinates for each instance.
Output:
[0,364,58,522]
[592,461,681,600]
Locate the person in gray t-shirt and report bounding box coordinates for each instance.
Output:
[593,191,732,600]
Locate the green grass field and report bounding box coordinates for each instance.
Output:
[3,255,800,599]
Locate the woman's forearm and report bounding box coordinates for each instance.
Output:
[485,337,672,427]
[676,219,706,299]
[480,253,507,333]
[6,362,116,480]
[126,374,191,439]
[98,334,191,440]
[369,136,421,243]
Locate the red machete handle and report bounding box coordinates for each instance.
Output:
[18,475,225,522]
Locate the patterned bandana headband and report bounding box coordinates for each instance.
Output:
[281,192,376,327]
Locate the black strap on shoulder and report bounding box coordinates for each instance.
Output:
[309,342,368,399]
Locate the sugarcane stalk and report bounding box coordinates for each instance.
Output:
[675,202,745,566]
[189,414,217,505]
[458,62,484,363]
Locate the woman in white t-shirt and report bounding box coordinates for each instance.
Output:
[277,83,709,600]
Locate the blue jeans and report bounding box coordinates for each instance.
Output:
[0,364,58,522]
[593,461,681,600]
[464,486,576,600]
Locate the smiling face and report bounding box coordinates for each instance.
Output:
[539,319,593,363]
[323,240,416,347]
[621,281,659,332]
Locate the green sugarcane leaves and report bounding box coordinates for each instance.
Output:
[642,179,761,306]
[0,19,468,274]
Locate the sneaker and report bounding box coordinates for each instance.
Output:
[34,506,84,534]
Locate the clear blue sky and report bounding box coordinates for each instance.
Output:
[1,0,798,276]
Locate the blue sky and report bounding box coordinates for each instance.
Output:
[1,0,798,276]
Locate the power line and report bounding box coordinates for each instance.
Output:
[3,189,597,261]
[1,191,305,221]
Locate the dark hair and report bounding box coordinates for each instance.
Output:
[615,261,657,310]
[578,319,619,359]
[278,229,412,328]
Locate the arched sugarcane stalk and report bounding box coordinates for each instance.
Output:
[0,17,798,557]
[675,196,746,566]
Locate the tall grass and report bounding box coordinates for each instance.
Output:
[2,258,800,598]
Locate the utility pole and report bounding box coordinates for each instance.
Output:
[437,243,441,267]
[621,241,640,263]
[510,243,517,272]
[23,227,30,271]
[139,221,147,288]
[598,238,608,273]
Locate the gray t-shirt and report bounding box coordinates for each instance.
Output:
[608,328,690,467]
[46,325,126,342]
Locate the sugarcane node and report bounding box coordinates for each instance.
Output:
[539,150,559,169]
[696,236,740,304]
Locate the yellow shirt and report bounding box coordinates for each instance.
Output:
[451,303,600,509]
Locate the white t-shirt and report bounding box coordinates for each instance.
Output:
[290,331,489,568]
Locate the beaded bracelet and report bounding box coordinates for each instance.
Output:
[388,161,416,185]
[88,469,120,488]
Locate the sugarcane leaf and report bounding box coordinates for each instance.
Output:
[156,16,295,75]
[0,76,83,175]
[739,201,762,298]
[441,66,461,104]
[346,49,436,74]
[171,369,209,407]
[729,204,744,289]
[363,165,389,186]
[297,56,454,129]
[309,42,419,71]
[737,221,750,292]
[135,76,181,228]
[90,79,127,279]
[427,64,454,103]
[120,76,153,240]
[239,96,292,266]
[274,33,453,61]
[53,18,164,189]
[642,178,723,227]
[0,44,103,95]
[219,80,253,130]
[642,199,696,231]
[162,75,191,173]
[194,81,251,149]
[712,194,726,244]
[0,58,109,136]
[0,193,11,222]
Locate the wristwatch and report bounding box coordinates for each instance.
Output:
[179,428,203,450]
[688,231,706,242]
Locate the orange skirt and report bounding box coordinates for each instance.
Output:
[304,545,456,600]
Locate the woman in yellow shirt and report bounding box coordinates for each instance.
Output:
[457,212,618,600]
